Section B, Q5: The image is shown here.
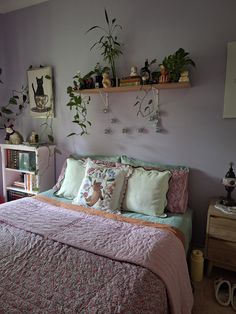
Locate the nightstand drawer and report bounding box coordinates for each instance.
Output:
[208,238,236,266]
[209,216,236,242]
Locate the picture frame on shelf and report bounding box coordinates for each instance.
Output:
[27,66,54,118]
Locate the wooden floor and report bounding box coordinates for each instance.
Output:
[192,267,236,313]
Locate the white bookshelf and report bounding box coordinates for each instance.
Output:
[0,144,55,202]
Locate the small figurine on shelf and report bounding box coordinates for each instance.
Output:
[159,65,169,83]
[4,124,23,145]
[220,162,236,206]
[102,71,111,88]
[140,59,151,84]
[29,131,39,145]
[130,66,138,77]
[179,70,190,83]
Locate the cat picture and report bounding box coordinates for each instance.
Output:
[27,66,54,117]
[32,76,44,96]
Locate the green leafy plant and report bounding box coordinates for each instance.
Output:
[0,65,55,144]
[86,8,123,79]
[0,85,28,128]
[66,71,91,137]
[162,48,195,82]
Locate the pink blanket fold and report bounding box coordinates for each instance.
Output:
[0,197,193,314]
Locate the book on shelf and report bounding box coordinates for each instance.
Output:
[13,181,25,188]
[19,152,30,171]
[6,149,19,169]
[24,173,38,192]
[7,190,33,201]
[120,76,141,82]
[119,82,141,87]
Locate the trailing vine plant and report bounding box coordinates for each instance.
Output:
[66,71,91,137]
[0,65,55,144]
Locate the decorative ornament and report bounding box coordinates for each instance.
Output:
[102,72,111,88]
[5,124,23,145]
[104,128,112,134]
[159,65,169,83]
[179,70,189,83]
[220,162,236,206]
[130,66,138,77]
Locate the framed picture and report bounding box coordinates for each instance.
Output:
[27,66,54,118]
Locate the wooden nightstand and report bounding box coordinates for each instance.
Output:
[205,200,236,275]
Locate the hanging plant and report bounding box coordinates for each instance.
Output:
[86,8,123,80]
[66,71,91,137]
[0,65,55,144]
[0,84,28,128]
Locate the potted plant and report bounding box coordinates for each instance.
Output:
[161,48,195,82]
[86,9,123,86]
[66,71,91,137]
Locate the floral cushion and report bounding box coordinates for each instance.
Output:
[73,159,129,213]
[166,169,189,213]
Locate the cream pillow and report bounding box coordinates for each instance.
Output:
[73,159,128,213]
[55,158,86,199]
[122,167,171,216]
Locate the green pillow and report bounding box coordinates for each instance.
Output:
[70,154,121,163]
[55,158,86,199]
[122,167,171,216]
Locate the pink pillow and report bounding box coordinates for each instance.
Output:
[166,169,189,214]
[53,159,68,192]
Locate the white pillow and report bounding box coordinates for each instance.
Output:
[55,158,85,199]
[73,159,128,213]
[122,167,171,216]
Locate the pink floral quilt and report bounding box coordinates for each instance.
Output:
[0,196,193,314]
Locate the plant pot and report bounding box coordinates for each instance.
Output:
[95,75,103,88]
[111,78,120,87]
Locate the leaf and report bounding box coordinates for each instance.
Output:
[13,95,19,99]
[144,106,150,112]
[1,107,13,114]
[112,18,116,24]
[23,95,27,102]
[45,75,51,79]
[67,132,76,137]
[9,97,17,105]
[48,135,54,143]
[133,101,139,107]
[87,121,91,126]
[85,25,100,33]
[104,8,109,25]
[148,99,153,104]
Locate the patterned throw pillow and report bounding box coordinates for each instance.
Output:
[73,159,129,213]
[166,169,189,214]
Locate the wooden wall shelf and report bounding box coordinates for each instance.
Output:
[78,82,191,94]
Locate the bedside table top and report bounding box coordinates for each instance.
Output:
[209,200,236,220]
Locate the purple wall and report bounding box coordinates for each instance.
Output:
[1,0,236,246]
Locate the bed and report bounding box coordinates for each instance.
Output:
[0,155,194,314]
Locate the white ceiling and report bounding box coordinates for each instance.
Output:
[0,0,49,14]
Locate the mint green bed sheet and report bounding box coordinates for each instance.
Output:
[40,189,192,253]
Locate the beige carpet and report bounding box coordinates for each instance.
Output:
[192,267,236,313]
